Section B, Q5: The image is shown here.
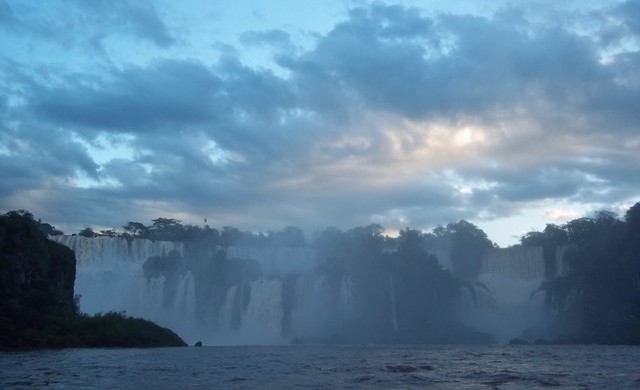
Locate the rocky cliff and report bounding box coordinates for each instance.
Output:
[0,212,77,323]
[0,212,186,349]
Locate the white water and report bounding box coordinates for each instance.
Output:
[51,235,183,266]
[51,236,353,345]
[51,236,556,344]
[389,275,399,332]
[50,236,193,337]
[460,246,548,342]
[226,246,316,276]
[217,279,285,344]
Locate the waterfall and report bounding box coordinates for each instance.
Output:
[52,236,210,343]
[171,272,196,331]
[477,246,546,309]
[339,277,355,322]
[216,279,286,345]
[226,246,316,276]
[460,246,549,342]
[51,235,345,345]
[388,275,398,332]
[288,275,328,337]
[51,234,555,344]
[554,245,574,276]
[480,246,545,280]
[50,235,183,266]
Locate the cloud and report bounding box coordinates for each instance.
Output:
[240,29,295,52]
[0,0,174,50]
[544,208,579,221]
[31,60,220,132]
[0,126,99,197]
[0,1,639,242]
[0,0,16,25]
[611,0,640,37]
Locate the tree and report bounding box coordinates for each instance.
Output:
[78,227,97,238]
[4,209,34,220]
[564,217,596,246]
[446,220,493,281]
[100,229,117,237]
[396,228,423,254]
[37,222,64,236]
[521,223,569,278]
[520,231,546,246]
[531,208,640,343]
[272,226,306,247]
[220,226,241,249]
[543,224,569,245]
[384,229,461,341]
[122,222,150,239]
[149,218,184,241]
[625,202,640,248]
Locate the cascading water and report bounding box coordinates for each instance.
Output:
[388,275,399,332]
[226,246,316,276]
[338,277,355,322]
[459,246,549,342]
[51,235,557,344]
[51,235,184,266]
[50,235,196,340]
[217,279,285,344]
[50,236,355,345]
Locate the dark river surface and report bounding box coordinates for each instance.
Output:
[1,344,639,389]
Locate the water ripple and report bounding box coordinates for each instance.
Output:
[1,345,639,389]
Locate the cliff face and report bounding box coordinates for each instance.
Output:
[0,213,77,320]
[0,212,186,349]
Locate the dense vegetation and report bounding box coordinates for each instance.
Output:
[520,205,640,344]
[0,211,186,349]
[311,224,492,343]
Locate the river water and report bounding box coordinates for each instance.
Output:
[1,345,639,389]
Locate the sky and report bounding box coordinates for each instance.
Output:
[1,0,639,246]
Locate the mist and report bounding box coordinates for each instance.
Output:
[46,203,640,346]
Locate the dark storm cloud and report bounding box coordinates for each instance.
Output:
[31,60,220,132]
[493,169,589,203]
[611,0,640,36]
[282,3,627,129]
[214,55,295,126]
[0,126,99,196]
[280,4,440,118]
[29,53,296,163]
[1,1,639,239]
[273,2,638,225]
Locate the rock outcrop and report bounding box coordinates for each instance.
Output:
[0,212,186,349]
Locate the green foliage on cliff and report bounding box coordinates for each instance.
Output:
[521,203,640,345]
[0,211,186,349]
[0,210,77,324]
